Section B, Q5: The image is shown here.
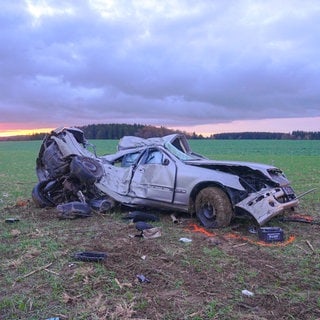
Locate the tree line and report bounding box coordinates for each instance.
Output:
[79,123,203,139]
[211,131,320,140]
[1,123,319,141]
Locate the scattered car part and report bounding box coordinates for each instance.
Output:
[135,221,154,231]
[135,221,154,237]
[258,227,284,242]
[73,251,107,262]
[5,218,20,223]
[57,201,92,219]
[122,211,160,222]
[242,289,254,297]
[170,214,179,224]
[136,274,150,283]
[88,198,113,212]
[179,237,192,243]
[296,188,317,199]
[279,214,320,225]
[142,227,162,239]
[33,127,300,227]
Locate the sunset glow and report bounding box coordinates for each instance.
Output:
[1,2,319,137]
[0,128,54,138]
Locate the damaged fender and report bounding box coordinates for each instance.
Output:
[236,187,299,225]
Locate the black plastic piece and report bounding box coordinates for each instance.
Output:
[73,251,107,262]
[258,227,284,242]
[57,202,92,219]
[122,211,160,222]
[135,221,154,231]
[5,218,20,223]
[137,274,150,283]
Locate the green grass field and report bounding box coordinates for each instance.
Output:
[0,139,319,319]
[1,139,319,212]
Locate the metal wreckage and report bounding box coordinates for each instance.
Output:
[32,127,300,227]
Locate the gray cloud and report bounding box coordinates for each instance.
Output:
[0,0,319,131]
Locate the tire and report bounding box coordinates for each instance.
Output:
[70,156,103,184]
[195,187,233,228]
[32,180,56,208]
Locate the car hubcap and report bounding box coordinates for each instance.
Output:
[202,203,216,220]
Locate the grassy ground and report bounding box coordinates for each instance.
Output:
[0,139,319,319]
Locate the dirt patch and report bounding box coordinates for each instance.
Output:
[1,201,320,319]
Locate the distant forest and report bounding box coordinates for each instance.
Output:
[211,130,320,140]
[1,123,320,141]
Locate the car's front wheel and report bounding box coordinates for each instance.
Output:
[195,187,233,228]
[70,156,103,184]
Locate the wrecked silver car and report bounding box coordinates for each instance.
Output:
[32,127,299,227]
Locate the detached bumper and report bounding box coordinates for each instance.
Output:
[235,187,299,225]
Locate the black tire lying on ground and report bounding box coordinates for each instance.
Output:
[70,156,103,184]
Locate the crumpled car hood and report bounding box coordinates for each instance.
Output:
[185,159,287,185]
[186,159,275,171]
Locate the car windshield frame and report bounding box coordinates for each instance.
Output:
[164,141,203,161]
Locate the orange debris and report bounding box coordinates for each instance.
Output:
[187,223,295,247]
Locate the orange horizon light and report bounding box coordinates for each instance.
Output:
[0,127,55,138]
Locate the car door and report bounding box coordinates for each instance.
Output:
[129,148,177,203]
[101,151,141,195]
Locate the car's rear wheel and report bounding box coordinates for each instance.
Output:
[195,187,233,228]
[32,180,56,208]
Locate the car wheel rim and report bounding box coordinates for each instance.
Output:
[202,203,216,220]
[84,161,97,171]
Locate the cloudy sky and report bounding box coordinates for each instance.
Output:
[1,0,320,136]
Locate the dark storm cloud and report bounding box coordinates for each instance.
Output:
[0,0,319,130]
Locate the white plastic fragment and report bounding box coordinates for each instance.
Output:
[179,237,192,243]
[242,289,254,297]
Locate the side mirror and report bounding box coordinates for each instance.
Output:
[162,158,170,166]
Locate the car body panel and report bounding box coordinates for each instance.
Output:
[34,127,299,226]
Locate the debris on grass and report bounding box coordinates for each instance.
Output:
[242,289,254,297]
[179,237,192,243]
[5,217,20,223]
[170,213,179,224]
[122,210,160,222]
[72,251,107,262]
[258,227,284,243]
[57,202,92,220]
[142,227,162,239]
[136,274,150,283]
